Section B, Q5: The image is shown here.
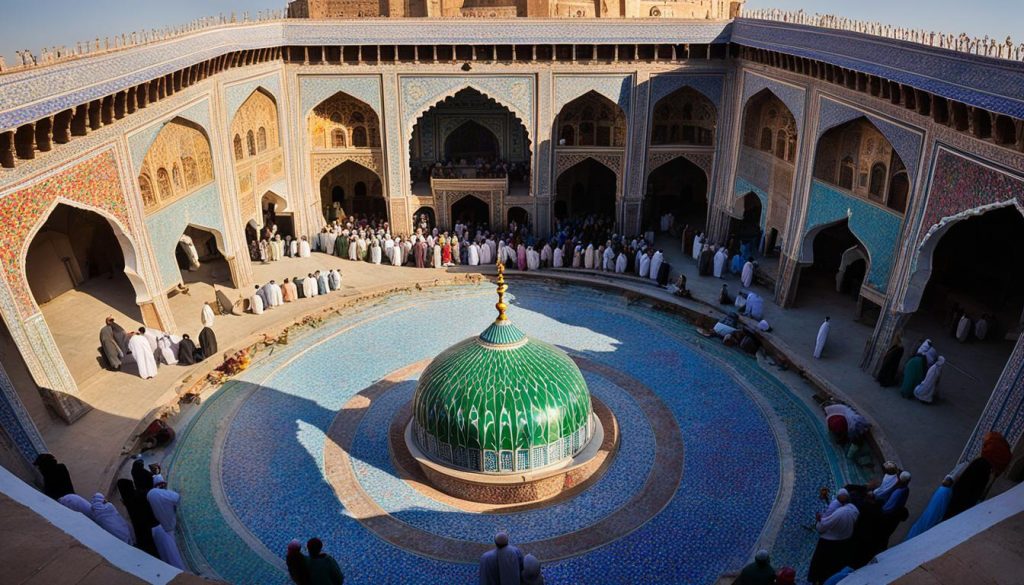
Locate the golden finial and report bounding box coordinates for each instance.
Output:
[495,259,508,322]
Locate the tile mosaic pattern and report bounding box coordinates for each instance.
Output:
[734,175,769,229]
[816,97,923,182]
[128,99,213,172]
[170,281,850,584]
[412,320,593,472]
[732,19,1024,119]
[143,183,227,289]
[553,74,633,116]
[0,150,131,317]
[0,361,45,464]
[802,180,903,292]
[740,71,805,133]
[401,76,535,134]
[650,74,725,108]
[917,147,1024,250]
[224,74,283,120]
[299,75,382,116]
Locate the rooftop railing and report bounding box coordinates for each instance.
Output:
[741,8,1024,62]
[0,10,287,74]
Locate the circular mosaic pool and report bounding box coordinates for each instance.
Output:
[169,280,851,584]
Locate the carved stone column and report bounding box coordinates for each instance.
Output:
[535,71,554,235]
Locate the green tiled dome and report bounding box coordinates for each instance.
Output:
[411,270,593,474]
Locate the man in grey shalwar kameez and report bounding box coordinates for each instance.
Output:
[479,531,522,585]
[100,317,125,370]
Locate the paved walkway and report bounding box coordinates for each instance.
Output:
[35,243,1009,535]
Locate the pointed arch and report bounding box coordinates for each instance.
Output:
[650,86,717,146]
[556,91,627,148]
[902,200,1024,313]
[137,117,214,213]
[309,91,381,150]
[812,116,909,212]
[741,88,798,163]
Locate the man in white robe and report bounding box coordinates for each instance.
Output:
[583,244,595,269]
[486,238,497,262]
[147,475,186,570]
[201,303,215,328]
[250,285,265,315]
[914,356,945,403]
[290,238,299,257]
[541,243,552,268]
[468,243,481,266]
[572,245,583,268]
[918,339,939,367]
[741,258,755,288]
[269,280,283,307]
[178,235,201,271]
[479,240,492,265]
[692,233,703,261]
[649,250,664,282]
[639,251,652,278]
[348,236,358,261]
[328,270,342,290]
[814,316,831,359]
[713,246,728,278]
[527,247,540,270]
[303,273,317,298]
[128,332,157,379]
[299,236,311,258]
[615,252,627,273]
[90,493,132,544]
[384,237,395,262]
[371,239,382,264]
[955,315,971,342]
[553,246,564,268]
[602,244,615,272]
[432,241,442,268]
[156,334,177,365]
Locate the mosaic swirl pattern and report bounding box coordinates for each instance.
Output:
[169,281,851,584]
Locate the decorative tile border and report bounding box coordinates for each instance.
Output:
[225,73,283,120]
[554,74,633,116]
[801,180,902,292]
[299,75,382,116]
[815,96,923,182]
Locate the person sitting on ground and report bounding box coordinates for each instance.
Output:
[713,312,741,338]
[672,273,692,299]
[307,537,344,585]
[479,531,522,585]
[733,549,775,585]
[744,292,765,320]
[286,539,311,585]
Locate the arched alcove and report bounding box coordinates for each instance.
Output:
[319,161,386,221]
[138,118,214,214]
[644,156,708,231]
[812,117,909,214]
[309,91,381,150]
[556,91,627,147]
[451,195,490,226]
[555,158,617,221]
[650,86,717,146]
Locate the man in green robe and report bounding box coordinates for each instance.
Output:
[900,353,927,399]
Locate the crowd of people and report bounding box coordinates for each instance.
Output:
[873,337,947,405]
[39,453,187,571]
[419,158,529,183]
[99,314,218,380]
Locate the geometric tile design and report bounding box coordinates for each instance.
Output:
[816,97,923,182]
[299,75,382,116]
[143,183,227,289]
[170,281,850,584]
[802,180,903,292]
[740,72,805,133]
[554,74,633,116]
[412,318,593,473]
[0,150,132,317]
[650,74,724,108]
[400,75,534,133]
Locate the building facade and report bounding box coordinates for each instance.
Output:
[1,16,1023,479]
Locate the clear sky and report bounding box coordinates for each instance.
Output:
[0,1,1019,65]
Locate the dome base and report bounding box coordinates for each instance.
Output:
[400,399,618,506]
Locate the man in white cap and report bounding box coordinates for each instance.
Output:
[879,471,912,547]
[146,475,186,570]
[90,492,133,544]
[733,549,776,585]
[872,461,901,501]
[478,531,522,585]
[807,488,858,584]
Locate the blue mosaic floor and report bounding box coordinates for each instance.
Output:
[168,281,850,584]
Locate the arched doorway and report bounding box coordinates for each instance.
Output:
[795,219,869,310]
[644,157,708,231]
[451,195,490,226]
[409,88,531,197]
[507,206,529,229]
[261,191,293,238]
[413,207,435,232]
[167,225,235,335]
[904,207,1024,391]
[729,193,763,249]
[555,158,617,222]
[444,121,500,163]
[319,161,387,223]
[25,204,144,383]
